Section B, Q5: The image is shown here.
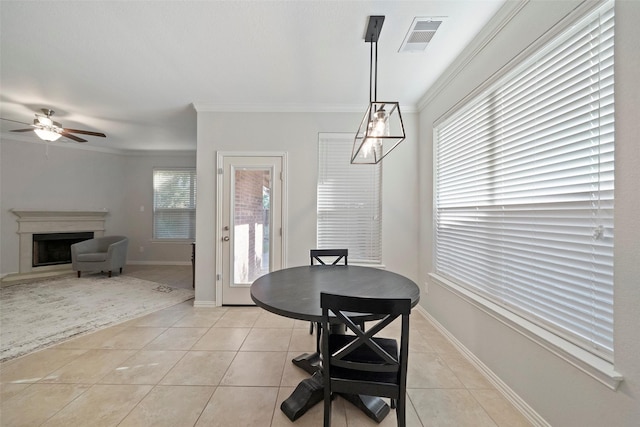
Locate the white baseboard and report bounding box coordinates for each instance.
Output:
[193,300,216,308]
[127,261,191,266]
[413,305,550,427]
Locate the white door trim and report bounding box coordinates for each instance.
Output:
[215,151,288,306]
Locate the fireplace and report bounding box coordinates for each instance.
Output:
[32,232,94,267]
[11,209,109,275]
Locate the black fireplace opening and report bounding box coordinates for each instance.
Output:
[32,232,94,267]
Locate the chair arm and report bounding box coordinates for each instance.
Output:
[107,238,129,268]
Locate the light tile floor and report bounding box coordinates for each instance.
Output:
[0,267,532,426]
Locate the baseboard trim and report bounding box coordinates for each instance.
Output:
[413,305,550,427]
[127,261,191,266]
[193,300,217,308]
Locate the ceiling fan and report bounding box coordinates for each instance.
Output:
[0,108,106,143]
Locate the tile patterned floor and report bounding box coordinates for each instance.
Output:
[0,267,532,426]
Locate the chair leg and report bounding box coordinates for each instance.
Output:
[77,271,81,278]
[324,388,332,427]
[108,271,112,278]
[396,394,406,427]
[119,267,123,273]
[315,322,322,353]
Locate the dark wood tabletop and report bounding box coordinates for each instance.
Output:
[250,265,420,322]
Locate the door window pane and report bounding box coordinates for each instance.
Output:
[233,168,271,284]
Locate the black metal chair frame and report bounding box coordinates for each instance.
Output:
[320,292,411,427]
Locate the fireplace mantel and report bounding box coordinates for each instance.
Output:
[11,209,109,220]
[11,209,109,274]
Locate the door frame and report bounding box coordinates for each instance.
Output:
[215,151,288,306]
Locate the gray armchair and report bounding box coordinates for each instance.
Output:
[71,235,129,278]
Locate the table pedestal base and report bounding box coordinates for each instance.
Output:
[292,324,345,375]
[282,355,392,423]
[341,393,391,423]
[292,352,321,375]
[280,371,324,421]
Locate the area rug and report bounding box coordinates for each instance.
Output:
[0,274,194,362]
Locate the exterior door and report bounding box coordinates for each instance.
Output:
[218,154,285,305]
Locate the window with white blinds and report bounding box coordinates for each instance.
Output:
[434,2,614,360]
[317,134,382,264]
[153,168,197,240]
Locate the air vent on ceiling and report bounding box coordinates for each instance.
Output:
[399,17,444,53]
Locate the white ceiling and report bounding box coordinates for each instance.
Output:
[0,0,505,152]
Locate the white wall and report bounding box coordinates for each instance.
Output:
[123,152,196,264]
[0,138,196,276]
[194,111,420,304]
[418,1,640,425]
[0,139,126,276]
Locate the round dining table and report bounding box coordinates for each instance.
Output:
[250,265,420,422]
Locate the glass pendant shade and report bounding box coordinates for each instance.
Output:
[351,101,405,164]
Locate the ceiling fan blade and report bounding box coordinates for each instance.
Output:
[10,128,36,133]
[62,128,106,137]
[60,132,87,143]
[1,117,33,126]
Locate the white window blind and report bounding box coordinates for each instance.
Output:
[434,2,614,360]
[317,134,382,264]
[153,168,196,240]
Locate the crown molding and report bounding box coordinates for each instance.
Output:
[417,0,529,112]
[191,102,418,114]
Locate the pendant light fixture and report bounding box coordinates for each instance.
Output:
[351,15,405,164]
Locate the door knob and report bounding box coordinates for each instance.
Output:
[222,236,230,241]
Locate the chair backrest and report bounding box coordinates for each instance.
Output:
[310,249,348,266]
[95,235,128,252]
[320,292,411,397]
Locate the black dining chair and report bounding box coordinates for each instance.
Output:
[310,248,348,266]
[309,249,348,350]
[320,292,411,427]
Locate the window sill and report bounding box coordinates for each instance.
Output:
[429,273,623,390]
[350,262,386,269]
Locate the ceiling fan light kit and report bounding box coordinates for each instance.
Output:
[34,128,62,142]
[33,112,63,141]
[0,108,106,143]
[351,15,406,165]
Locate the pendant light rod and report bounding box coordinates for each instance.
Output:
[369,41,380,104]
[374,38,378,103]
[365,16,384,104]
